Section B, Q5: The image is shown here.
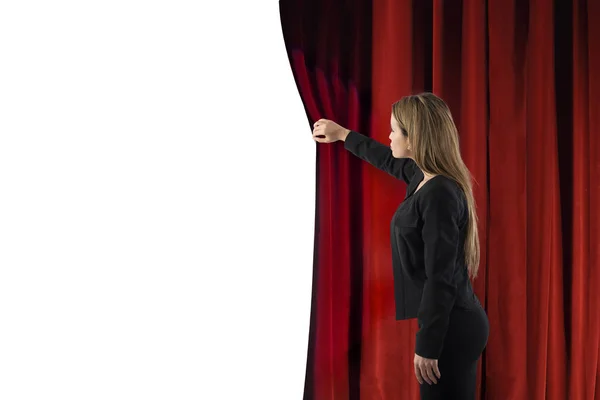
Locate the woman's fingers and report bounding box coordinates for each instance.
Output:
[313,119,327,128]
[425,364,438,384]
[414,360,441,385]
[312,131,330,143]
[414,363,424,385]
[312,126,331,143]
[313,119,345,143]
[414,355,441,386]
[419,364,432,385]
[433,361,441,379]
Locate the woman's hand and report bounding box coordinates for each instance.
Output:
[414,353,441,385]
[312,119,350,143]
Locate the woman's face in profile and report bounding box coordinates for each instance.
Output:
[389,113,412,159]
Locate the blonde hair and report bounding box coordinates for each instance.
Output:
[392,93,480,278]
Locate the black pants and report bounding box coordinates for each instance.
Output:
[419,304,489,400]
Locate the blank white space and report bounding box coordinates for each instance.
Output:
[0,1,315,399]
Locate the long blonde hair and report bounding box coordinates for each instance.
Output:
[392,93,480,278]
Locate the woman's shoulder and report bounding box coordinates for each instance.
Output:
[417,175,465,210]
[423,174,461,193]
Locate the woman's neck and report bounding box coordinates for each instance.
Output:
[423,171,437,180]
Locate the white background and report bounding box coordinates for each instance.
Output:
[0,1,315,398]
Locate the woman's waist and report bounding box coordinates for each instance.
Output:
[453,286,483,310]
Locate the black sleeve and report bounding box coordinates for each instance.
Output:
[414,181,461,359]
[344,130,419,184]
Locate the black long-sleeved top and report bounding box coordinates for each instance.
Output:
[344,130,480,359]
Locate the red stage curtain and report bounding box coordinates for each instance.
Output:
[279,0,600,398]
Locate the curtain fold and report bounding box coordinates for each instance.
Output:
[280,1,372,399]
[280,0,600,398]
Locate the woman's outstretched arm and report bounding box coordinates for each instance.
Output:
[312,119,418,184]
[343,130,418,184]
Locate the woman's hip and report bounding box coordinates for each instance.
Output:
[442,304,489,363]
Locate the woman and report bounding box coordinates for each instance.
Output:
[312,92,489,399]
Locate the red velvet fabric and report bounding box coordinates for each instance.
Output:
[280,0,600,398]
